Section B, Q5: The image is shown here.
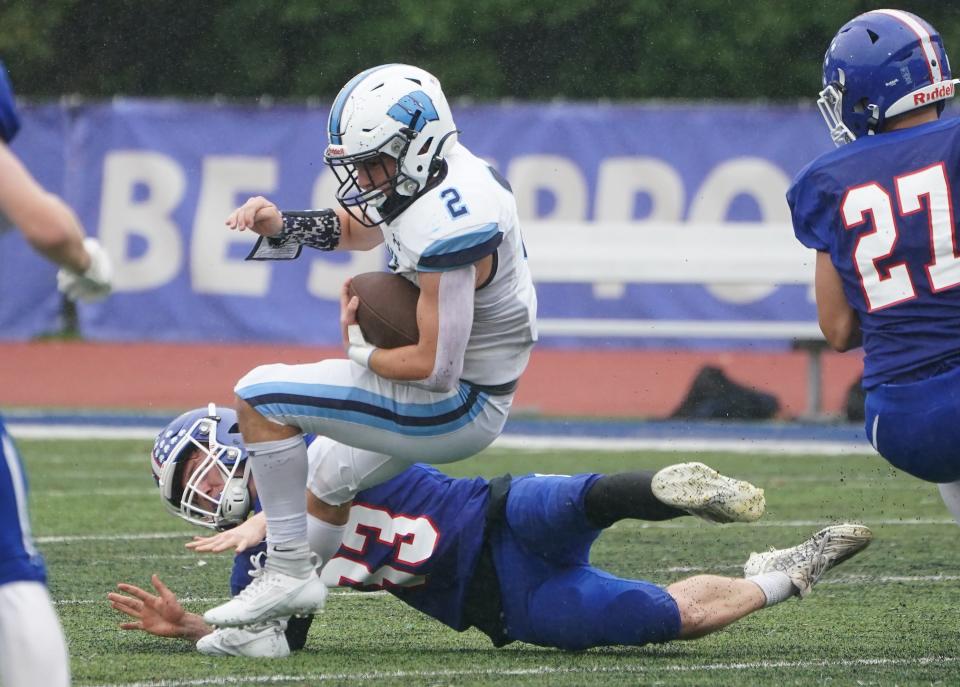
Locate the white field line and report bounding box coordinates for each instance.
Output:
[628,517,955,528]
[495,434,876,455]
[80,655,960,687]
[8,423,875,456]
[58,589,386,606]
[29,473,894,499]
[37,532,188,543]
[40,488,156,497]
[12,425,160,440]
[55,573,960,607]
[36,517,955,545]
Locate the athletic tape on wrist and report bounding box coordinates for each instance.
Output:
[347,324,375,368]
[348,344,375,368]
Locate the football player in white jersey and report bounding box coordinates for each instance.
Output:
[205,64,537,628]
[0,59,111,687]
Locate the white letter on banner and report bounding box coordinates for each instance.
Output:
[508,155,587,220]
[191,157,275,295]
[98,151,185,291]
[687,158,791,303]
[595,157,685,222]
[306,170,385,299]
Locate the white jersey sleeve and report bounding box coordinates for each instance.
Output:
[380,143,538,388]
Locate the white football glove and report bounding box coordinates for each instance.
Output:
[56,237,113,303]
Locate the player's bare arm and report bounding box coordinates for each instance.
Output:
[226,196,383,251]
[0,142,89,272]
[814,251,862,351]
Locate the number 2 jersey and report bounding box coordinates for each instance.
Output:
[788,116,960,389]
[378,142,538,388]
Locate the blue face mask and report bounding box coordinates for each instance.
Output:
[0,60,21,144]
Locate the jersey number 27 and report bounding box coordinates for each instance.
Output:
[843,162,960,312]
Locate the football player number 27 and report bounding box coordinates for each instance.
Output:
[321,504,439,589]
[843,162,960,311]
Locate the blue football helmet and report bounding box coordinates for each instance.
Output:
[150,404,251,530]
[819,9,958,146]
[0,59,20,143]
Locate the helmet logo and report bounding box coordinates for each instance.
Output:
[913,81,954,106]
[387,90,439,133]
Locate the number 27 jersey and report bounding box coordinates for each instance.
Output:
[788,116,960,389]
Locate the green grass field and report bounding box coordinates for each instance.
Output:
[19,438,960,686]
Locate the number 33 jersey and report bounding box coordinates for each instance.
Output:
[319,461,491,632]
[788,116,960,389]
[379,142,538,388]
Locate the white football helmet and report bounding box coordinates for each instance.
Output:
[324,63,458,226]
[151,404,251,530]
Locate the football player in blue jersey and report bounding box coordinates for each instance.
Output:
[207,64,539,628]
[0,59,112,687]
[788,9,960,524]
[108,407,870,657]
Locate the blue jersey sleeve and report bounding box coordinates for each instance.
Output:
[787,162,833,252]
[0,60,19,143]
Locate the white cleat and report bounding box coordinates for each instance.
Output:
[651,462,766,523]
[196,620,291,658]
[203,554,327,628]
[743,523,873,597]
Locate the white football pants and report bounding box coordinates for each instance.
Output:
[0,581,70,687]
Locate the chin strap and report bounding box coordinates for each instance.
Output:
[218,476,252,529]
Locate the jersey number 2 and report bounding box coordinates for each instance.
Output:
[843,162,960,311]
[440,188,469,218]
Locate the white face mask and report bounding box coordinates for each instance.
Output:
[817,83,858,147]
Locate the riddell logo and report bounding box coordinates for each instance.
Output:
[914,82,954,105]
[327,146,346,156]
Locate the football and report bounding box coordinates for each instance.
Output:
[348,272,420,349]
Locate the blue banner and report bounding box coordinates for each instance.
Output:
[0,99,840,346]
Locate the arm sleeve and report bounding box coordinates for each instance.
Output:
[413,266,475,392]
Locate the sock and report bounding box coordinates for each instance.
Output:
[747,571,796,607]
[307,513,348,566]
[267,541,316,577]
[284,614,315,651]
[584,471,687,527]
[938,480,960,525]
[247,434,309,546]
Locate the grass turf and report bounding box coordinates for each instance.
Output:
[18,438,960,686]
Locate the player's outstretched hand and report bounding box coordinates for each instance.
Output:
[185,512,266,553]
[225,196,283,237]
[108,574,195,639]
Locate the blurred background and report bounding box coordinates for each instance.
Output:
[2,0,955,422]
